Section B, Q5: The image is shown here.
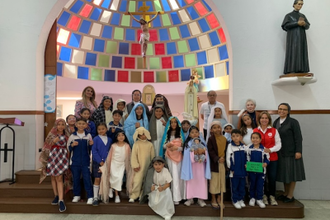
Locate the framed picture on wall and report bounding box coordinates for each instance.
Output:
[145,93,152,106]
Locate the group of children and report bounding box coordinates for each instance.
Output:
[39,97,272,218]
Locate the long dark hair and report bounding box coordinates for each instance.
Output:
[166,118,181,142]
[184,126,199,149]
[113,130,130,146]
[240,114,257,136]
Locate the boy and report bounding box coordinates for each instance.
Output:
[107,110,124,140]
[67,118,94,204]
[128,11,160,57]
[226,129,247,209]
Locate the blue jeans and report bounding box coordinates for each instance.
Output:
[265,161,277,197]
[71,165,93,199]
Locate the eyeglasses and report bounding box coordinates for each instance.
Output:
[278,108,288,111]
[68,118,76,121]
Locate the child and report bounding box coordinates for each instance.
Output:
[240,114,257,146]
[106,110,124,140]
[92,96,113,127]
[79,108,96,138]
[181,120,191,139]
[160,116,185,205]
[207,121,227,209]
[124,103,149,146]
[206,106,228,142]
[39,119,70,212]
[91,123,112,206]
[149,105,168,156]
[101,130,132,203]
[129,127,155,202]
[150,94,172,117]
[67,118,94,205]
[128,11,160,57]
[223,123,234,143]
[114,99,127,125]
[191,138,206,163]
[226,129,247,209]
[247,132,270,208]
[66,114,77,134]
[181,126,211,207]
[140,157,174,220]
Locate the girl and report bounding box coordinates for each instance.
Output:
[80,108,96,138]
[39,119,70,212]
[149,105,168,156]
[101,130,132,203]
[91,123,112,206]
[74,86,98,117]
[181,126,211,207]
[206,106,228,143]
[123,103,149,146]
[223,123,234,143]
[92,96,113,127]
[129,127,155,202]
[207,121,227,209]
[160,117,185,205]
[140,157,174,220]
[240,114,257,146]
[66,114,76,134]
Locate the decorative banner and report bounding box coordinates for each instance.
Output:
[246,161,264,173]
[44,74,56,113]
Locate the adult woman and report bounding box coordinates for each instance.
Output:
[237,99,259,129]
[253,111,281,206]
[74,86,98,118]
[92,96,113,127]
[282,0,310,74]
[273,103,305,202]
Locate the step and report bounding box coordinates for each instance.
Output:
[0,197,304,218]
[0,183,54,198]
[15,170,50,184]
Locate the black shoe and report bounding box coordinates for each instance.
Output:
[283,197,295,203]
[277,194,287,201]
[51,196,59,205]
[92,199,99,206]
[59,201,66,212]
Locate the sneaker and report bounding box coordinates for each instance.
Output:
[129,198,135,203]
[233,201,242,209]
[115,195,120,203]
[284,196,295,203]
[59,200,66,212]
[249,198,255,206]
[269,195,278,206]
[184,199,194,206]
[92,198,99,206]
[109,188,113,198]
[72,196,80,203]
[239,200,246,208]
[174,201,180,205]
[87,198,93,205]
[256,199,266,208]
[262,195,269,205]
[197,199,206,207]
[51,195,59,205]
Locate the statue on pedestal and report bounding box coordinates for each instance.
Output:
[282,0,310,75]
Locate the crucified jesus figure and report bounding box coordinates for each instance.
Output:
[128,11,160,57]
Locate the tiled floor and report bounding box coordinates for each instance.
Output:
[0,200,328,220]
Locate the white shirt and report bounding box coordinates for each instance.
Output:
[199,101,226,129]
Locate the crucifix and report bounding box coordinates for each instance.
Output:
[125,2,164,68]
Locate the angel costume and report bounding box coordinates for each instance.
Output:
[140,157,174,220]
[129,127,155,200]
[123,103,149,147]
[160,116,186,203]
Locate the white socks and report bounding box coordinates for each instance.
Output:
[93,185,100,200]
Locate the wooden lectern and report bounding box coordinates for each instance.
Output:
[0,118,25,184]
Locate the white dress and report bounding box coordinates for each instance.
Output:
[152,117,165,156]
[110,144,126,191]
[148,168,175,219]
[242,127,253,146]
[164,135,186,202]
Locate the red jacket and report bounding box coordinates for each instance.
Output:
[253,127,278,161]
